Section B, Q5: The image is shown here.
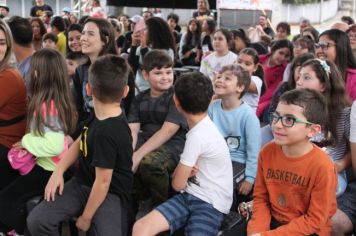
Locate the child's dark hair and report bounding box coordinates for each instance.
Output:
[89,55,129,103]
[270,39,294,61]
[300,59,350,145]
[215,28,234,50]
[279,88,328,129]
[341,15,354,25]
[220,64,251,98]
[28,48,76,135]
[42,32,58,43]
[167,13,179,24]
[50,16,65,32]
[66,51,88,64]
[145,17,176,53]
[319,29,356,80]
[231,28,250,52]
[276,22,291,36]
[204,19,216,34]
[142,49,173,73]
[174,72,213,114]
[239,47,265,86]
[287,53,315,89]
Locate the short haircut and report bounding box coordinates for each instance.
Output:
[42,32,58,43]
[341,15,354,25]
[6,16,33,46]
[279,88,327,128]
[142,49,173,73]
[167,13,179,24]
[66,51,87,64]
[174,72,213,114]
[88,54,129,103]
[276,21,291,35]
[219,64,251,98]
[51,16,65,32]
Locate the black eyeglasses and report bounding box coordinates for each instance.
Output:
[270,112,314,127]
[314,42,335,50]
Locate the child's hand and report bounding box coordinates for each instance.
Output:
[238,180,253,195]
[76,215,91,232]
[189,164,199,178]
[131,152,142,173]
[44,171,64,202]
[12,141,23,149]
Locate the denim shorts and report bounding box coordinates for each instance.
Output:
[155,192,224,236]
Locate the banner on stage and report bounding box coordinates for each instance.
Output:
[217,0,273,10]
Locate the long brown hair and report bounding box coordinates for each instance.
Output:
[300,59,350,145]
[0,19,13,71]
[27,48,77,135]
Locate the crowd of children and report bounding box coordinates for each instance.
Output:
[0,0,356,235]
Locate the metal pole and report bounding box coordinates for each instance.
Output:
[21,0,25,17]
[353,0,356,19]
[320,0,323,24]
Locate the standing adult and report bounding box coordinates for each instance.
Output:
[257,14,274,38]
[0,5,9,18]
[192,0,214,19]
[30,0,53,18]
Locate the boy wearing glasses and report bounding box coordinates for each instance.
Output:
[208,64,260,203]
[248,89,337,236]
[27,55,133,235]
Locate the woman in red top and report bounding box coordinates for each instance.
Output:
[0,19,27,190]
[257,39,293,121]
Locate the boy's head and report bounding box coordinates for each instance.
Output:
[88,54,129,103]
[213,64,250,99]
[142,49,174,93]
[66,52,87,76]
[174,72,213,114]
[42,32,58,49]
[272,88,327,146]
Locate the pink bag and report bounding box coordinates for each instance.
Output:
[7,148,36,175]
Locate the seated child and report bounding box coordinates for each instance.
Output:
[248,89,337,235]
[27,55,133,235]
[128,49,187,209]
[42,32,58,50]
[132,72,233,236]
[208,64,260,204]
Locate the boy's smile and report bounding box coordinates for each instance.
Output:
[146,67,174,96]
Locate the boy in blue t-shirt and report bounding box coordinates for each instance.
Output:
[208,64,261,201]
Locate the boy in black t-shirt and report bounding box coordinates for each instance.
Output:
[128,50,187,212]
[27,55,133,236]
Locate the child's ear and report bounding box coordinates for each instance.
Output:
[86,83,93,96]
[121,85,129,99]
[307,124,321,139]
[236,84,245,94]
[142,70,149,81]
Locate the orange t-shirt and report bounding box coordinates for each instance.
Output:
[0,68,27,148]
[248,142,337,236]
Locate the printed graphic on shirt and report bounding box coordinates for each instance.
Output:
[225,135,241,151]
[266,168,311,188]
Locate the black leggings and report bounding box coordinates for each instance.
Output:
[0,165,52,233]
[0,144,20,190]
